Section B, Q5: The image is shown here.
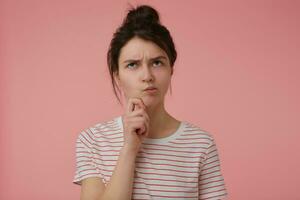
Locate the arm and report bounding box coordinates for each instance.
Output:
[80,145,137,200]
[198,138,228,200]
[78,98,148,200]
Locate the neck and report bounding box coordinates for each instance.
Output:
[144,101,172,138]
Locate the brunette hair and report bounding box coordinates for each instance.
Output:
[107,4,177,105]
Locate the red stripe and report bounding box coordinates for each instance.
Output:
[99,129,122,134]
[76,155,92,159]
[95,131,122,137]
[135,175,198,183]
[181,133,209,137]
[77,163,93,168]
[136,171,198,179]
[137,156,201,163]
[76,172,102,180]
[93,162,117,167]
[134,180,197,188]
[142,143,208,150]
[176,137,212,140]
[183,128,200,132]
[201,192,227,200]
[133,187,197,193]
[199,178,225,186]
[202,154,218,168]
[136,161,198,169]
[138,150,205,159]
[133,193,197,198]
[95,139,124,144]
[76,150,91,154]
[200,174,223,182]
[86,128,96,141]
[200,182,225,190]
[170,141,210,145]
[201,163,220,173]
[200,188,227,195]
[78,168,97,174]
[93,144,123,148]
[96,149,121,152]
[201,169,221,177]
[135,166,198,174]
[95,134,123,140]
[79,134,93,147]
[141,147,206,154]
[93,152,119,158]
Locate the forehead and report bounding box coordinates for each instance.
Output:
[119,37,167,60]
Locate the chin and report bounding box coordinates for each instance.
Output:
[141,96,161,107]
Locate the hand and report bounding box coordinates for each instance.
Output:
[122,97,150,154]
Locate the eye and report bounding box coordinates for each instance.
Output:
[153,60,163,67]
[126,62,137,69]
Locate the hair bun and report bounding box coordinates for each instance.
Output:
[124,5,160,27]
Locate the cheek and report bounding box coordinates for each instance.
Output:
[159,77,171,92]
[118,73,133,90]
[121,79,137,94]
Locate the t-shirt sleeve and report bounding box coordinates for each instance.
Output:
[198,137,228,199]
[73,129,104,185]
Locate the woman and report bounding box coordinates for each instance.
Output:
[73,4,228,200]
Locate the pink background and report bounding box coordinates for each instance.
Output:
[1,0,300,199]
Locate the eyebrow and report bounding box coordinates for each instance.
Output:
[123,56,167,64]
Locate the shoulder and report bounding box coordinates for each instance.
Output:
[90,116,120,134]
[182,120,216,146]
[76,116,122,143]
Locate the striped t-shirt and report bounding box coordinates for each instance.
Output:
[73,115,228,200]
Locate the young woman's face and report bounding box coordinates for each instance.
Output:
[115,36,173,107]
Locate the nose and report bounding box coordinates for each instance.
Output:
[141,64,154,82]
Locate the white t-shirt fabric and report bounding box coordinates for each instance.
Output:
[73,115,228,199]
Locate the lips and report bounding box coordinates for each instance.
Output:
[144,86,157,91]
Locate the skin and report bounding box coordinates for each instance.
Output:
[80,36,181,200]
[114,36,180,139]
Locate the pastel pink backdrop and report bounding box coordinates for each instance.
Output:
[1,0,299,199]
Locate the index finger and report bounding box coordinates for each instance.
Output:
[126,97,146,113]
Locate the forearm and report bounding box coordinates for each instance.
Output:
[100,145,137,200]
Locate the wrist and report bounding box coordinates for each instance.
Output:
[121,144,139,157]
